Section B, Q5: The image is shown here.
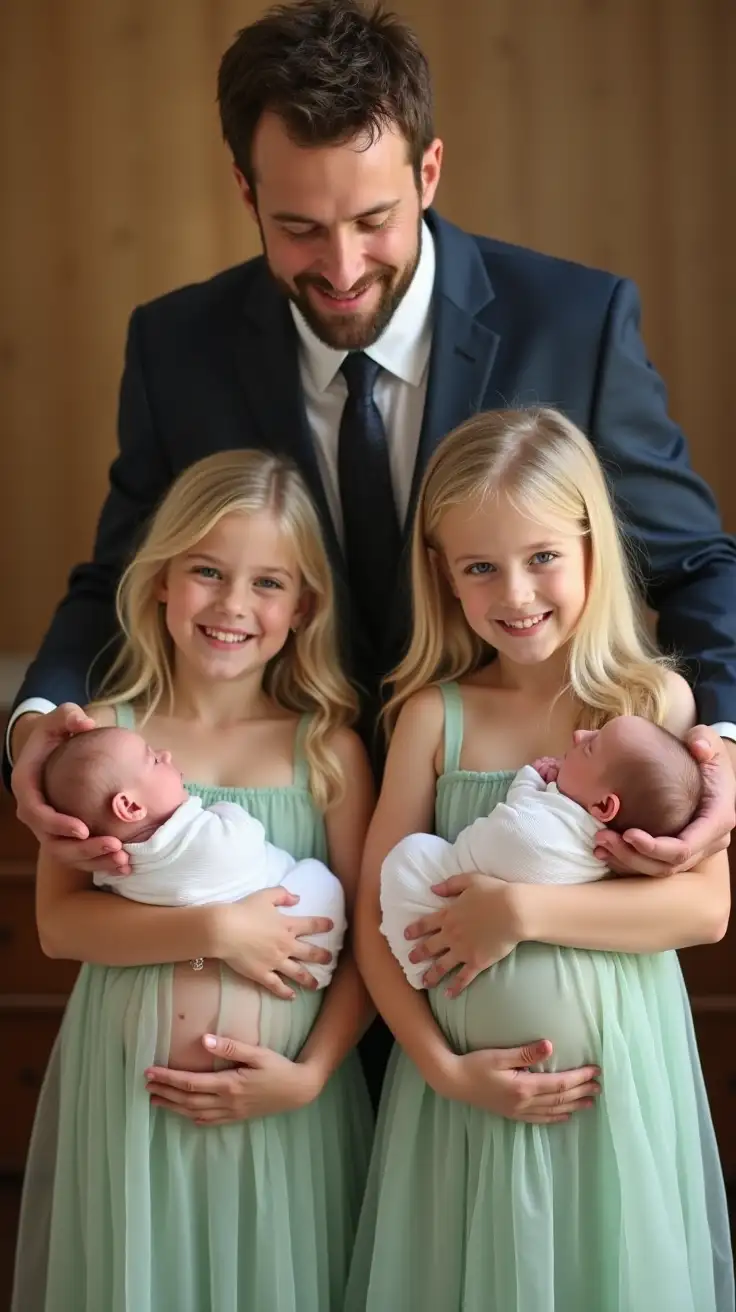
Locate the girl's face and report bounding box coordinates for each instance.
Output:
[159,510,309,684]
[437,492,589,668]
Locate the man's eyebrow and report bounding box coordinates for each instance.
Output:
[270,201,399,224]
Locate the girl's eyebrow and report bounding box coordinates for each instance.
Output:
[184,551,222,564]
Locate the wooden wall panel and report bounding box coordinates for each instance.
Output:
[0,0,733,652]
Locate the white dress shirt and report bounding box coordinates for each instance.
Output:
[291,219,435,534]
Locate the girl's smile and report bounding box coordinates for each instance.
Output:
[159,509,307,682]
[438,495,588,667]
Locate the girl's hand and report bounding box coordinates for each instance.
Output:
[531,756,560,784]
[145,1034,323,1124]
[405,872,522,994]
[435,1039,601,1123]
[595,726,735,876]
[217,888,334,999]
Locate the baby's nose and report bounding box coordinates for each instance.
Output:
[159,750,172,765]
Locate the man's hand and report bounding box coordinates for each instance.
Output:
[594,725,735,877]
[11,704,128,873]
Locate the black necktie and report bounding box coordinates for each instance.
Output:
[338,353,401,652]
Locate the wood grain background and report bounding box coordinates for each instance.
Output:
[1,0,734,652]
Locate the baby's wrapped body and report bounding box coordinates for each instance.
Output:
[382,765,603,992]
[96,797,345,1068]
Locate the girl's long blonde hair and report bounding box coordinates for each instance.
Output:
[93,449,357,808]
[384,407,674,730]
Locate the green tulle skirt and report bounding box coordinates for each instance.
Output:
[346,944,733,1312]
[13,962,372,1312]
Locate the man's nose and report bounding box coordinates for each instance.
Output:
[322,231,367,292]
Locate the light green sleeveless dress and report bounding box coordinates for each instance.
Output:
[346,682,733,1312]
[12,706,373,1312]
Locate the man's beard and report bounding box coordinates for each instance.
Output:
[262,213,423,351]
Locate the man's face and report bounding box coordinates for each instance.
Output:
[236,112,442,350]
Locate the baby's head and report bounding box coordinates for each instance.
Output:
[556,716,702,837]
[43,727,188,840]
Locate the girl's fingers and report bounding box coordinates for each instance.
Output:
[289,940,332,965]
[524,1081,600,1110]
[147,1085,218,1110]
[260,970,296,1000]
[404,914,443,942]
[287,917,334,942]
[444,964,481,996]
[422,957,453,987]
[276,960,317,986]
[408,934,446,965]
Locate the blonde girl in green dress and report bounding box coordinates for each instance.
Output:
[348,408,733,1312]
[13,449,374,1312]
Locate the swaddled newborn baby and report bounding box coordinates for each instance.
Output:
[381,714,702,987]
[43,726,345,1065]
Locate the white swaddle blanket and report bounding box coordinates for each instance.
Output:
[95,795,345,987]
[381,765,606,988]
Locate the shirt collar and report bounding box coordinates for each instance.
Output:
[291,220,435,393]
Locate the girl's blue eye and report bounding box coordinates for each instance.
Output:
[194,566,221,580]
[254,577,284,590]
[465,562,495,576]
[530,551,558,566]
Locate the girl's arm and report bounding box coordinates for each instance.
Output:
[293,727,377,1094]
[353,691,463,1091]
[515,851,730,953]
[36,853,335,997]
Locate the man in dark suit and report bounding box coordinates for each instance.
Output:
[7,0,736,1099]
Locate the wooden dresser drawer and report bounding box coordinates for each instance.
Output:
[692,1010,736,1181]
[0,1000,64,1172]
[0,868,78,994]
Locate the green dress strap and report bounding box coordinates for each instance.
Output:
[113,702,137,730]
[439,681,464,776]
[293,713,312,789]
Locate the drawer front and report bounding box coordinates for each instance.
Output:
[692,1011,736,1182]
[0,1005,64,1172]
[0,878,78,994]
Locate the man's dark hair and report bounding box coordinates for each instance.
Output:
[217,0,434,190]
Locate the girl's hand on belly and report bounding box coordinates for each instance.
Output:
[406,873,523,994]
[144,1034,323,1124]
[437,1039,601,1123]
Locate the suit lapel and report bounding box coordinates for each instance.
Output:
[406,211,500,538]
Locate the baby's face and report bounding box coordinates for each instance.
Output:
[106,729,188,823]
[555,717,650,814]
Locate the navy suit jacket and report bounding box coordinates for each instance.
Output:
[6,209,736,786]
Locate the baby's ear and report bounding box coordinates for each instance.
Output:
[111,792,147,825]
[590,793,620,824]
